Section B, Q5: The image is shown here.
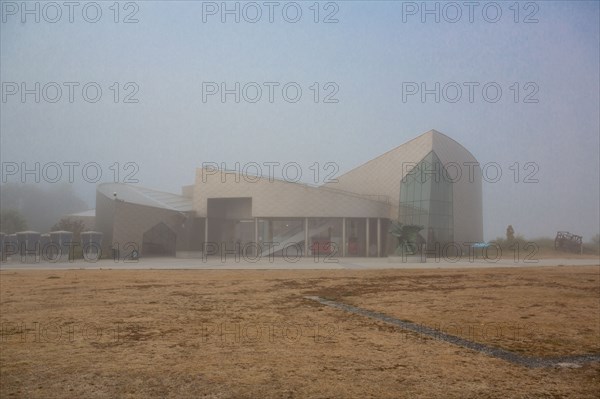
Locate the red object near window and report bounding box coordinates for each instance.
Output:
[311,240,333,255]
[348,240,358,255]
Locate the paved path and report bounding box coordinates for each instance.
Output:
[1,256,598,270]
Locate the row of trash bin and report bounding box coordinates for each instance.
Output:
[0,230,103,261]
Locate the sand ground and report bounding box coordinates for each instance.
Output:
[1,265,599,398]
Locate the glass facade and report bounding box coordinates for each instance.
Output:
[257,218,304,256]
[308,218,342,257]
[399,151,453,250]
[345,218,366,256]
[254,217,385,257]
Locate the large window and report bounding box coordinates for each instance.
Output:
[399,151,453,250]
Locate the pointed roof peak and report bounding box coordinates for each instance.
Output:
[423,129,445,137]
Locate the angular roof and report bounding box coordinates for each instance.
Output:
[335,129,478,180]
[325,129,481,223]
[97,183,193,212]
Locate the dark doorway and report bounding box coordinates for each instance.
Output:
[206,197,253,247]
[142,222,176,256]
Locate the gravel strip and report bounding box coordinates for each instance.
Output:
[305,296,600,368]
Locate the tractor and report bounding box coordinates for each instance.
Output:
[554,231,583,254]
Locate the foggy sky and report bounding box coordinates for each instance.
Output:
[1,1,599,241]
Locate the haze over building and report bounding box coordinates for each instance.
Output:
[95,130,483,258]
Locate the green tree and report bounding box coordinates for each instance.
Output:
[506,225,515,241]
[389,221,424,255]
[0,209,28,234]
[0,183,87,232]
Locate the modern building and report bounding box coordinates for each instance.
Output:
[95,130,483,258]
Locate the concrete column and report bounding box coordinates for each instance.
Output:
[365,218,370,257]
[342,217,346,257]
[304,218,309,257]
[377,218,381,257]
[254,218,259,256]
[204,217,209,254]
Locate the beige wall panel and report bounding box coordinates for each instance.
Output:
[193,171,391,219]
[325,132,434,220]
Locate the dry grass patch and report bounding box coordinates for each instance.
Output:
[1,266,599,398]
